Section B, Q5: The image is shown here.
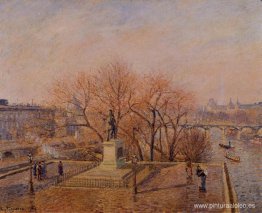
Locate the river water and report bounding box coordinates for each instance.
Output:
[210,129,262,212]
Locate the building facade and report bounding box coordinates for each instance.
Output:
[200,98,262,124]
[0,99,55,141]
[205,98,262,113]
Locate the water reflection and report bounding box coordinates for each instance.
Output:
[210,129,261,212]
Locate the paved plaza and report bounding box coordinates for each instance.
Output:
[1,163,229,212]
[0,161,91,208]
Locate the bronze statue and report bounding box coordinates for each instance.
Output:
[107,109,117,140]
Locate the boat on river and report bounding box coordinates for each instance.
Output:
[219,143,234,149]
[225,152,240,162]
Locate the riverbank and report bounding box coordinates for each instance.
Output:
[210,132,262,212]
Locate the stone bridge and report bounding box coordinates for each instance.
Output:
[181,124,262,140]
[0,144,38,160]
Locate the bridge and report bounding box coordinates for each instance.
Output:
[181,124,262,141]
[0,143,38,160]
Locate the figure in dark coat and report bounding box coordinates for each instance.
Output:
[37,163,42,181]
[58,161,63,176]
[196,165,207,192]
[42,161,47,179]
[28,153,33,164]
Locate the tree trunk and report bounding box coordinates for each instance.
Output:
[169,145,174,161]
[135,139,144,161]
[189,160,193,175]
[150,133,155,161]
[150,110,156,161]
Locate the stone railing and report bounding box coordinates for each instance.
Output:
[224,162,239,213]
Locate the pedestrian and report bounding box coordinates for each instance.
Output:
[186,161,193,176]
[28,152,33,164]
[37,162,42,181]
[44,161,47,178]
[36,162,39,178]
[33,161,37,178]
[196,165,207,192]
[58,161,63,176]
[42,161,47,179]
[196,165,202,176]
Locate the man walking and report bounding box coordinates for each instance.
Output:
[196,165,207,192]
[37,162,42,181]
[28,152,33,164]
[42,161,47,179]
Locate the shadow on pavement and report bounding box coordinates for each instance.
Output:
[138,183,187,194]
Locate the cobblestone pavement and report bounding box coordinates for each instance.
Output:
[2,164,226,213]
[0,131,261,212]
[0,161,90,208]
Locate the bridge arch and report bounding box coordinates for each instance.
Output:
[209,126,224,131]
[240,126,256,133]
[2,151,15,159]
[256,127,262,136]
[224,126,240,131]
[195,126,208,132]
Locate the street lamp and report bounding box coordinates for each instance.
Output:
[131,154,138,194]
[29,161,34,195]
[27,152,34,195]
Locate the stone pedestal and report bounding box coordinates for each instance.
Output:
[61,139,131,188]
[100,139,125,169]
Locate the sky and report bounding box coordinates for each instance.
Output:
[0,0,261,105]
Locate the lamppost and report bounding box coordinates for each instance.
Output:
[132,127,139,155]
[131,154,138,194]
[29,161,34,195]
[27,151,34,195]
[29,163,36,212]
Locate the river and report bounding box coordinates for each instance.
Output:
[210,129,262,212]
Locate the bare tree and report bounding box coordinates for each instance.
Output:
[50,72,104,142]
[49,62,137,145]
[48,63,196,163]
[129,73,170,161]
[157,90,194,161]
[94,62,137,137]
[119,115,145,160]
[179,128,211,173]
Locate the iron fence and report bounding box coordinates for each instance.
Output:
[63,178,128,188]
[54,161,100,186]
